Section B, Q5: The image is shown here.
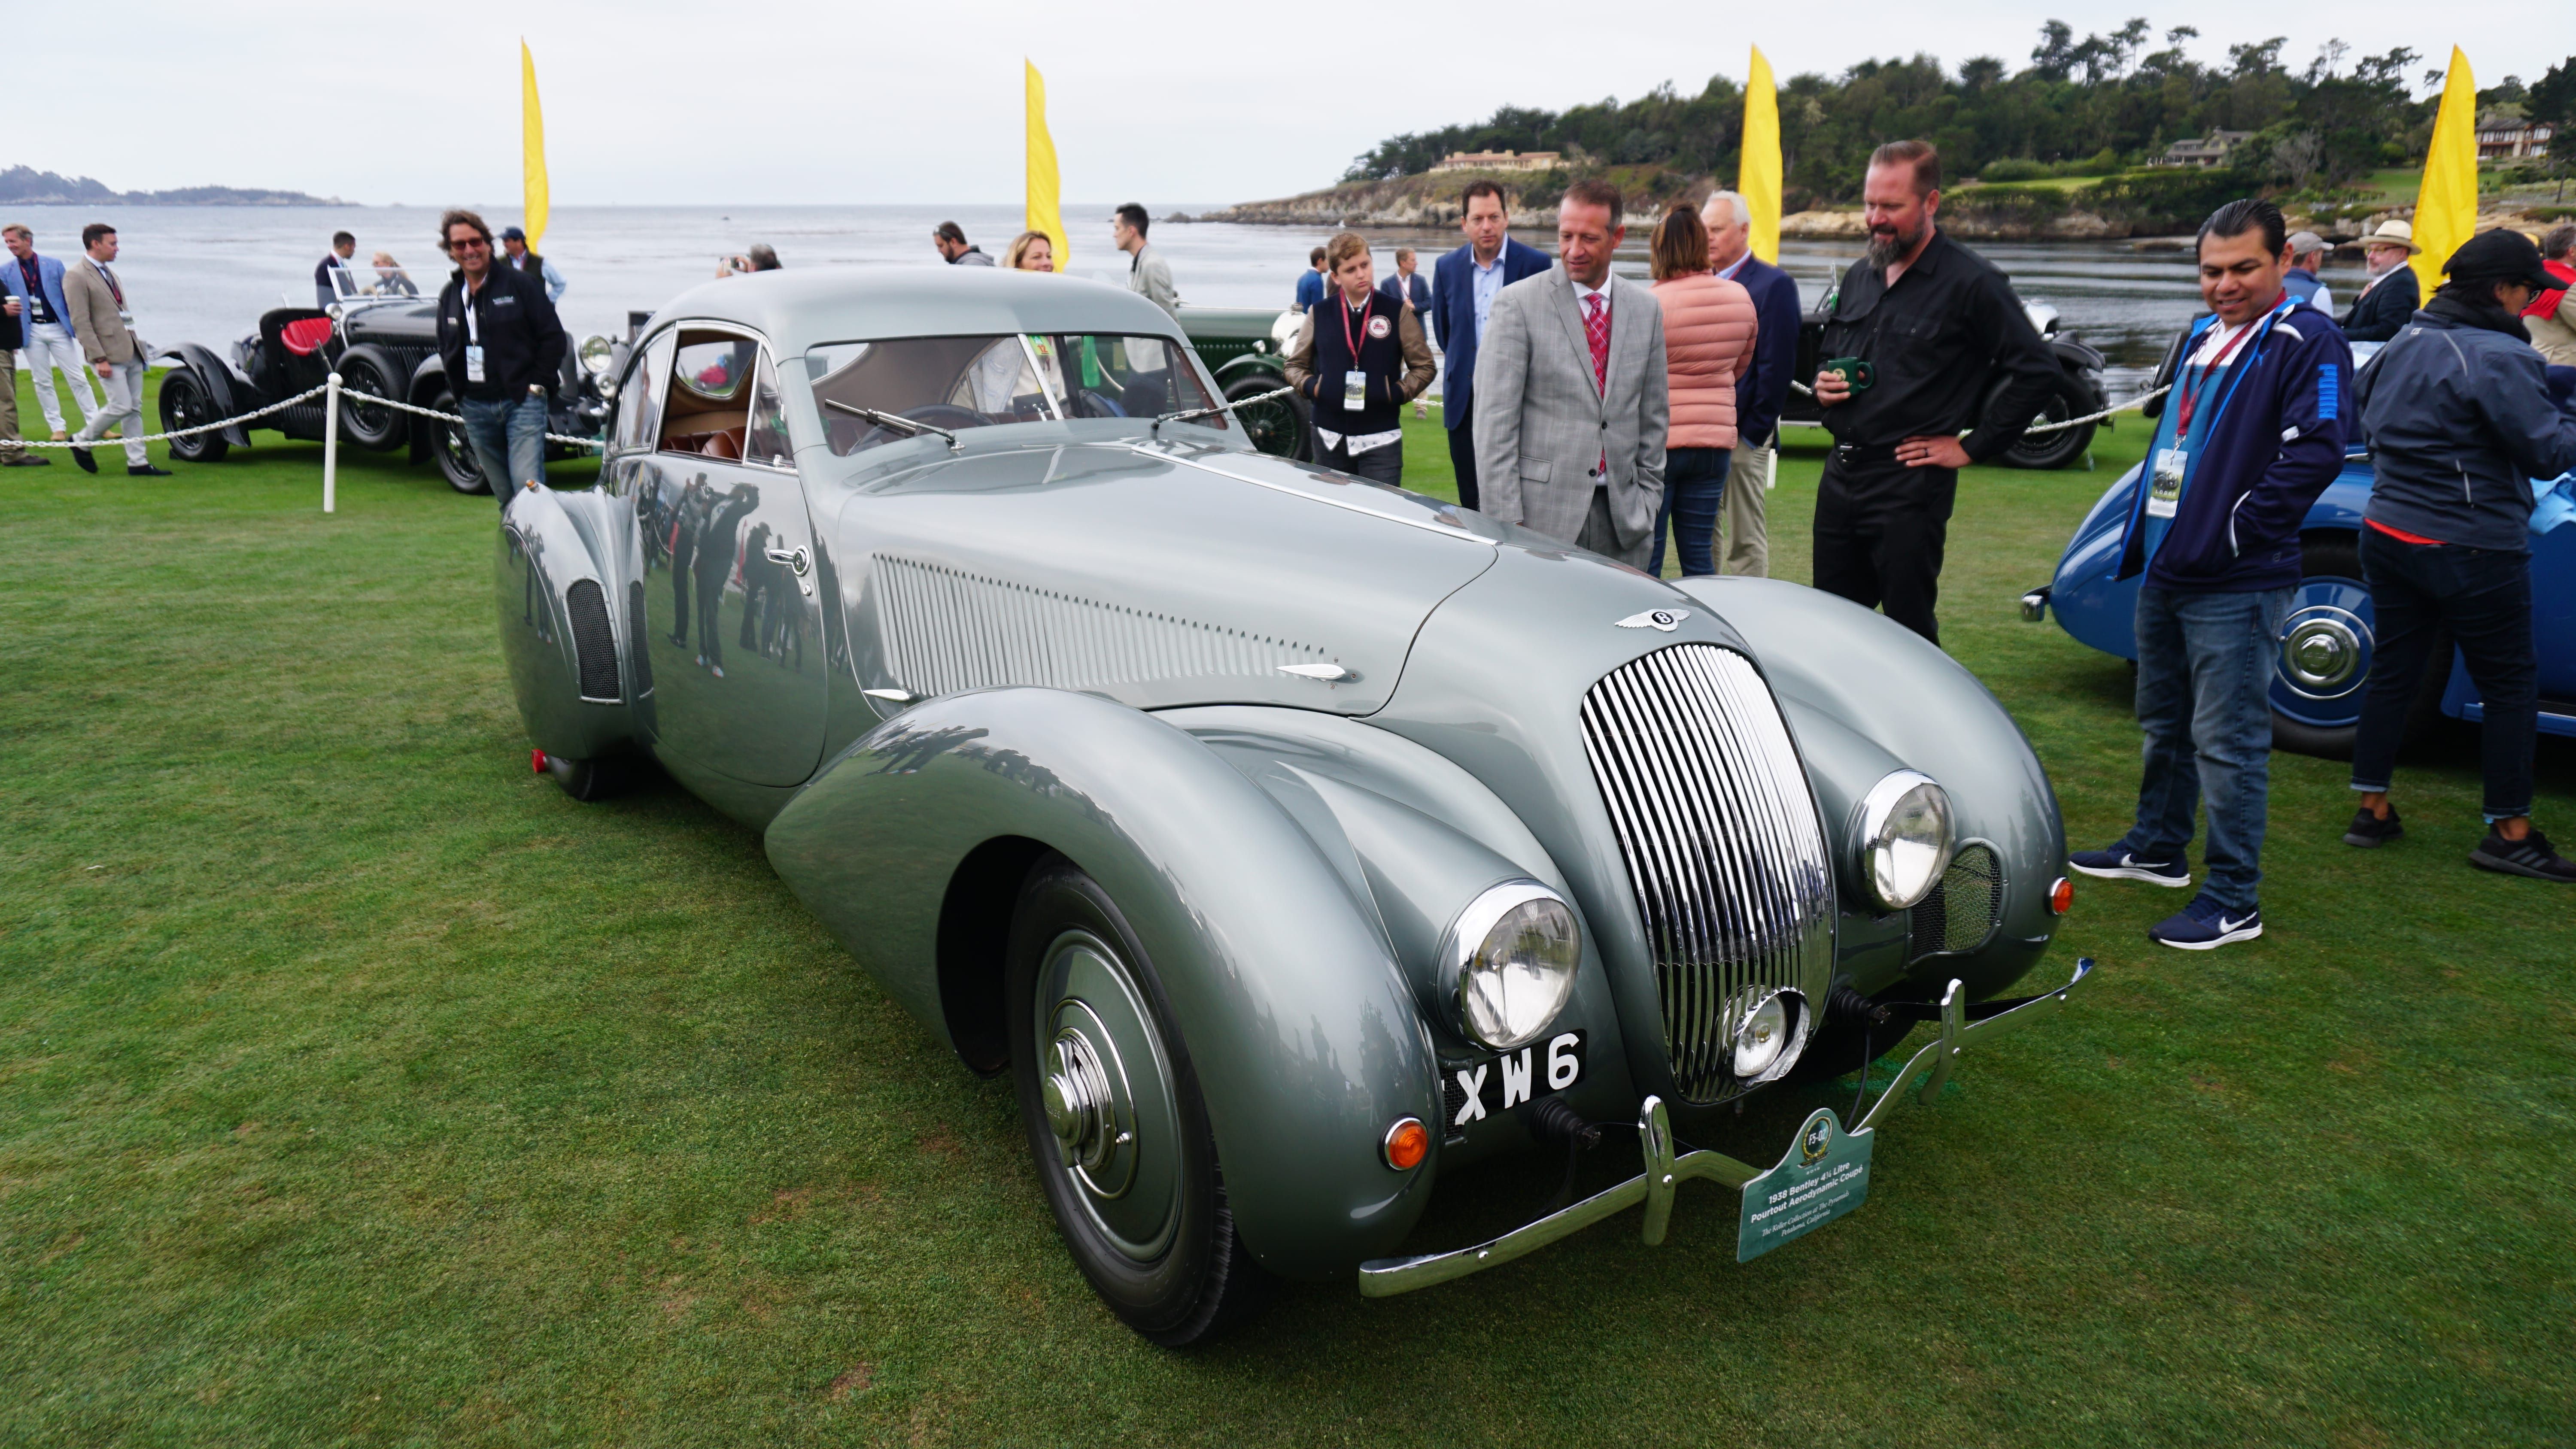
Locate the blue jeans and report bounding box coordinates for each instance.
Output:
[2350,530,2535,821]
[2117,585,2293,912]
[1647,446,1730,576]
[461,393,549,506]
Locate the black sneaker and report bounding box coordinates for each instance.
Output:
[2343,805,2403,848]
[127,464,173,477]
[71,446,96,473]
[2469,828,2576,882]
[2069,847,2192,888]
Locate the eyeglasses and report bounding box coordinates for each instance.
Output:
[448,237,490,253]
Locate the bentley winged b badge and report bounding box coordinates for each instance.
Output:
[1615,608,1690,632]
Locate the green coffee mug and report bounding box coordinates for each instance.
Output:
[1822,356,1875,394]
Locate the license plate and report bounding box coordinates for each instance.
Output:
[1445,1030,1587,1134]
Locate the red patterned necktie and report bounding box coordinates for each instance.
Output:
[1583,291,1609,394]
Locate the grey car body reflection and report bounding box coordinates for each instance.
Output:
[495,267,2072,1301]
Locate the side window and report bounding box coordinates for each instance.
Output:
[656,332,762,461]
[611,331,674,454]
[743,349,793,468]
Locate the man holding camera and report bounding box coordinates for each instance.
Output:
[1810,140,2058,645]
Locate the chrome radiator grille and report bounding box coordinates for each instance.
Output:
[1579,645,1835,1104]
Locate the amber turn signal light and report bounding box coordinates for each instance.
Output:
[1382,1117,1429,1171]
[2049,876,2073,915]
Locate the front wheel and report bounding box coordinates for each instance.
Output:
[335,347,407,452]
[1007,855,1269,1346]
[158,367,230,464]
[1224,373,1310,460]
[428,389,490,494]
[1998,374,2099,470]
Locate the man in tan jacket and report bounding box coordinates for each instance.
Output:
[63,222,170,476]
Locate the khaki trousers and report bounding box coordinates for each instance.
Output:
[1719,442,1771,577]
[0,349,22,462]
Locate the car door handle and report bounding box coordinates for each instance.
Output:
[765,546,814,596]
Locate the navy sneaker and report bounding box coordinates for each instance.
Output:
[2068,847,2192,888]
[2342,805,2403,848]
[2148,897,2263,950]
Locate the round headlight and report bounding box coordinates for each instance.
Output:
[1445,881,1580,1051]
[1269,309,1303,351]
[1856,770,1956,911]
[578,333,614,376]
[1730,987,1810,1082]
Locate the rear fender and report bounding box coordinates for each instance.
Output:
[407,355,449,464]
[496,484,636,761]
[1213,352,1287,388]
[762,687,1440,1278]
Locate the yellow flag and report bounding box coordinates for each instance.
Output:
[2410,47,2476,297]
[1741,47,1782,265]
[521,40,550,256]
[1026,60,1068,272]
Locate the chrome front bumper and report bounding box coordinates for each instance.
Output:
[1357,958,2096,1297]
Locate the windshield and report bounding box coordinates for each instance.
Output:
[806,333,1226,456]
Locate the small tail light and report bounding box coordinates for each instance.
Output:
[2049,876,2073,915]
[1382,1117,1429,1171]
[531,748,550,776]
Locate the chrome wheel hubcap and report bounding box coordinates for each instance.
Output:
[2280,609,2366,694]
[1034,929,1182,1261]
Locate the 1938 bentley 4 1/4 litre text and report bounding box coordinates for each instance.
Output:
[495,268,2093,1343]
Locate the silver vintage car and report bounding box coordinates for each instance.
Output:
[496,267,2093,1344]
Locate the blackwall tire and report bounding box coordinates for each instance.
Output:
[1999,376,2098,471]
[158,368,230,464]
[336,347,408,452]
[428,390,490,494]
[1006,855,1270,1346]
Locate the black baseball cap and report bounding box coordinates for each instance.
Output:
[2442,227,2555,292]
[499,225,526,242]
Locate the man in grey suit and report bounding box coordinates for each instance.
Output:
[1472,179,1668,566]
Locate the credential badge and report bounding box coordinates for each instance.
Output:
[1615,608,1690,632]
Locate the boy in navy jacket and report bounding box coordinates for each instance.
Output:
[2072,199,2353,949]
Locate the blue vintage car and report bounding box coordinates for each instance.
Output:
[2026,450,2576,758]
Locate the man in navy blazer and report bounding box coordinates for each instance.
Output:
[1703,191,1801,576]
[1430,181,1551,510]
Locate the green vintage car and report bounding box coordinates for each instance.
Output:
[1174,302,1311,459]
[496,266,2093,1345]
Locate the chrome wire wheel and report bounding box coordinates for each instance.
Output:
[1005,855,1268,1345]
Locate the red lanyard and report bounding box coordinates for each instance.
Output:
[2172,321,2257,437]
[1339,294,1375,362]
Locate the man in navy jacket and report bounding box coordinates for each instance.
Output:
[2073,198,2352,949]
[1704,190,1800,575]
[1429,180,1550,510]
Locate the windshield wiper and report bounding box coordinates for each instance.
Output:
[825,398,960,452]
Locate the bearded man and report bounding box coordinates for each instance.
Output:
[1809,140,2059,644]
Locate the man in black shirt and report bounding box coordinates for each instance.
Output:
[1811,140,2058,643]
[433,209,566,508]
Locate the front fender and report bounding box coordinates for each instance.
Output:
[1677,577,2066,1003]
[158,343,254,449]
[761,688,1441,1278]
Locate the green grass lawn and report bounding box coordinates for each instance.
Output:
[5,378,2571,1446]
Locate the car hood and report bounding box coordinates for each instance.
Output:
[824,435,1501,715]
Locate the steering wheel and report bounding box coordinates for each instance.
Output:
[1071,389,1127,419]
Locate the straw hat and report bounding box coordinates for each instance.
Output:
[2360,219,2421,254]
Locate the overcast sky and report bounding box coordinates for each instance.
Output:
[14,1,2571,208]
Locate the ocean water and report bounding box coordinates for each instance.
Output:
[8,201,2269,396]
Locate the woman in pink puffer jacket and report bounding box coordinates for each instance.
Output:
[1647,204,1759,576]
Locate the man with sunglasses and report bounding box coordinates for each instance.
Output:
[434,209,566,507]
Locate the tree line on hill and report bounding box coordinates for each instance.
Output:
[1343,24,2575,207]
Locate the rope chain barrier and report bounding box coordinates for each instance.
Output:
[9,380,610,451]
[1781,379,2171,436]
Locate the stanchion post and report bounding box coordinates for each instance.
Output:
[322,372,342,515]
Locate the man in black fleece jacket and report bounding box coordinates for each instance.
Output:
[2345,227,2576,881]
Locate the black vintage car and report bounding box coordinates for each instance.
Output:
[154,270,618,493]
[1779,297,2110,470]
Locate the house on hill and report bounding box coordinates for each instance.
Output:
[2475,110,2554,159]
[2150,131,2254,168]
[1431,150,1562,173]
